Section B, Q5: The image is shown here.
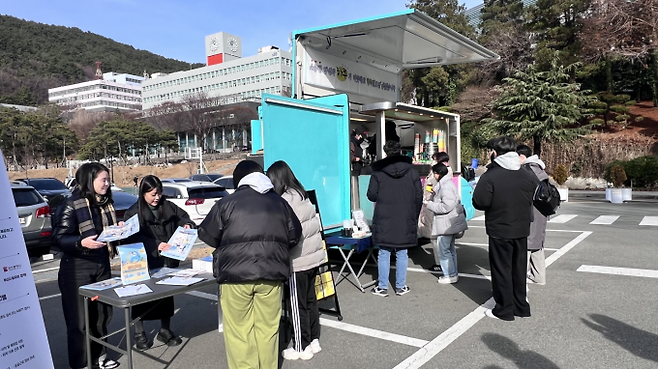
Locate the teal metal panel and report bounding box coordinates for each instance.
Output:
[260,93,350,229]
[251,118,262,154]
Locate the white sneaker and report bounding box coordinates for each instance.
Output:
[484,309,501,320]
[299,345,314,360]
[282,348,300,361]
[310,338,322,354]
[438,275,459,284]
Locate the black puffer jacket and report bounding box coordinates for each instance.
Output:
[124,200,195,269]
[198,186,302,283]
[472,160,538,239]
[367,155,423,248]
[52,192,113,260]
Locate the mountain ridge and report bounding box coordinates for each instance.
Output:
[0,14,204,105]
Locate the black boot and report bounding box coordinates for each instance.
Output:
[156,329,182,346]
[134,332,153,351]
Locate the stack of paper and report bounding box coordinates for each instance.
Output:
[156,276,205,286]
[114,284,152,298]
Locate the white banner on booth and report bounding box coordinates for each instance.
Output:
[0,150,54,369]
[303,49,399,102]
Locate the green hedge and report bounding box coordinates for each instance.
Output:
[604,156,658,188]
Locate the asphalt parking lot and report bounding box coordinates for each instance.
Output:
[31,192,658,369]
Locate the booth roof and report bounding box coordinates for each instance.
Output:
[292,9,499,71]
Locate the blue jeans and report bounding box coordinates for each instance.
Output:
[377,247,408,289]
[438,235,458,277]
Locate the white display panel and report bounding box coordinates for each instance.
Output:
[0,150,54,369]
[303,49,399,102]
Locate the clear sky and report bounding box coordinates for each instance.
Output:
[1,0,483,65]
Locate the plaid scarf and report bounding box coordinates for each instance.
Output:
[73,195,117,257]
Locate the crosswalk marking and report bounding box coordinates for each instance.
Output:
[577,265,658,279]
[548,214,578,223]
[639,216,658,226]
[589,215,619,225]
[471,213,656,226]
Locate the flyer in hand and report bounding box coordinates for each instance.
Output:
[97,214,140,242]
[160,227,198,261]
[117,243,150,284]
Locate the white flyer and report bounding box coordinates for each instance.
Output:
[160,227,198,261]
[0,149,55,368]
[97,214,140,242]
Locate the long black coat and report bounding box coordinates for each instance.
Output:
[124,200,195,321]
[367,155,423,248]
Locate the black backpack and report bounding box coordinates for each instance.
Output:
[533,179,561,216]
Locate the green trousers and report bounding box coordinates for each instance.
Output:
[220,280,283,369]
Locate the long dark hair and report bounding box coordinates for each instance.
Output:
[76,162,112,203]
[432,163,449,180]
[266,160,307,199]
[137,175,163,223]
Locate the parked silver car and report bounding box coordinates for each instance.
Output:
[11,182,52,256]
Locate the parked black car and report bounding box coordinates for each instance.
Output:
[17,178,71,201]
[189,173,224,182]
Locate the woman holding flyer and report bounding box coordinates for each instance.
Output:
[53,162,120,369]
[124,175,195,350]
[267,160,326,361]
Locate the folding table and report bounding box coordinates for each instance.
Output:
[324,233,378,293]
[78,272,218,369]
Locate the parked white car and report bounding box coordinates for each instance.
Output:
[213,175,235,194]
[162,182,229,224]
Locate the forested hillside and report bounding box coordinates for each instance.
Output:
[0,15,204,105]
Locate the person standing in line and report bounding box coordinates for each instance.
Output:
[350,125,368,176]
[198,160,302,369]
[267,161,327,361]
[473,137,538,321]
[368,140,423,297]
[52,162,120,369]
[517,144,548,286]
[123,175,193,350]
[418,152,451,272]
[425,163,468,284]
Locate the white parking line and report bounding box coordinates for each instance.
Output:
[639,216,658,226]
[546,231,592,267]
[186,289,430,347]
[589,215,619,225]
[548,214,578,223]
[577,265,658,278]
[39,293,61,301]
[320,318,429,348]
[395,230,591,369]
[471,215,485,221]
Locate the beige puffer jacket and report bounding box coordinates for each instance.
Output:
[282,189,327,272]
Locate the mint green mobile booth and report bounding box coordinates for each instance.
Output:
[252,9,498,230]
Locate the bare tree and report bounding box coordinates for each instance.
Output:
[450,85,501,123]
[66,109,115,142]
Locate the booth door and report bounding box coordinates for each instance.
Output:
[259,93,351,229]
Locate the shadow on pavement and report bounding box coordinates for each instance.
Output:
[582,314,658,363]
[482,333,560,369]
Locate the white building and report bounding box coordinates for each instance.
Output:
[48,72,144,112]
[141,32,293,110]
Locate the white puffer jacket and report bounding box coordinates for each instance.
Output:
[426,174,468,236]
[282,189,327,272]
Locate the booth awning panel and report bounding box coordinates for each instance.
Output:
[293,9,499,71]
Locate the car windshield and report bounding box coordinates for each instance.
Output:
[206,174,223,181]
[25,179,67,190]
[187,188,227,199]
[12,188,43,207]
